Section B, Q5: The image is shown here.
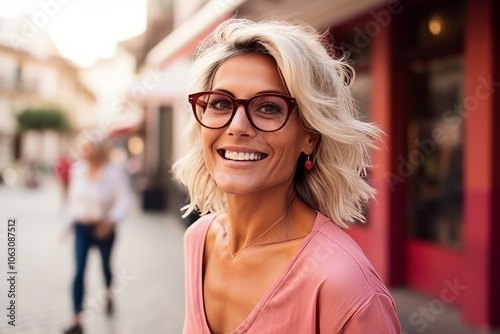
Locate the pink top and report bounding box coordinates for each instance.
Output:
[183,212,401,333]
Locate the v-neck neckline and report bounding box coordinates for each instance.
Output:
[86,164,102,183]
[196,211,324,333]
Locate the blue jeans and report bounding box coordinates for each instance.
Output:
[72,223,115,314]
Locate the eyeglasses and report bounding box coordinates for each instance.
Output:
[188,91,297,132]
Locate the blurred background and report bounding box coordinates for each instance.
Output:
[0,0,499,333]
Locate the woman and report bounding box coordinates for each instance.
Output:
[173,19,401,333]
[63,139,131,334]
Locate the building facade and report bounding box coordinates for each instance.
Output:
[0,44,96,172]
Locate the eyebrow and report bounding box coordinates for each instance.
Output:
[212,88,288,97]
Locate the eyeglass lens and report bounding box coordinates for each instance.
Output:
[194,92,290,131]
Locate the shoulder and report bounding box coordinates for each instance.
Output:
[339,291,400,333]
[100,163,129,183]
[69,161,87,179]
[102,163,126,176]
[297,213,392,308]
[184,212,219,246]
[70,160,87,172]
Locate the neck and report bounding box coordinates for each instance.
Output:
[87,160,102,169]
[225,188,296,253]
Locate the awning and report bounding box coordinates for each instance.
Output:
[108,122,144,139]
[146,0,248,69]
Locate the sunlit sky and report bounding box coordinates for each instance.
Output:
[0,0,147,67]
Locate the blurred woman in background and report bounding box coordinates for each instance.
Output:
[63,138,131,334]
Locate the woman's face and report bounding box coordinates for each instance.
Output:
[201,53,316,195]
[80,140,101,165]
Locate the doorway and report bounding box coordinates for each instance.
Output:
[403,1,465,299]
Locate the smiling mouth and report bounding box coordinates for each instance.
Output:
[218,150,266,161]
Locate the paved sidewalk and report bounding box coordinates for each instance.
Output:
[0,179,185,334]
[394,288,500,334]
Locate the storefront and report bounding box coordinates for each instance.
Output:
[328,0,500,328]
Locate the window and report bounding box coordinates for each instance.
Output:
[407,56,463,248]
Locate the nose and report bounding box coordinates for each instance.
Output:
[226,105,256,137]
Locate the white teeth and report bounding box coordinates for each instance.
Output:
[224,150,262,161]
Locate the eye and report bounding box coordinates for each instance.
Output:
[257,103,283,114]
[208,98,233,110]
[250,96,287,117]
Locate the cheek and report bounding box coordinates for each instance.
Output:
[201,129,213,152]
[201,130,218,171]
[270,138,304,175]
[273,127,307,160]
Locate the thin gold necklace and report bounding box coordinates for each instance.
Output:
[227,214,286,259]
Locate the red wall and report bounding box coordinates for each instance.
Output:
[462,0,500,328]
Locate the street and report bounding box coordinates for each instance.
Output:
[0,178,185,334]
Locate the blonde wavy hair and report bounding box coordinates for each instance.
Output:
[172,19,381,228]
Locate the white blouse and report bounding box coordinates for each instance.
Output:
[66,161,131,226]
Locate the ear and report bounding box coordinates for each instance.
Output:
[302,131,319,155]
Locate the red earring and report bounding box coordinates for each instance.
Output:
[305,155,313,171]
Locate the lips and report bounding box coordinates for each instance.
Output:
[218,149,266,161]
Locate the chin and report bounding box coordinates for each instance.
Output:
[213,176,260,195]
[215,182,254,195]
